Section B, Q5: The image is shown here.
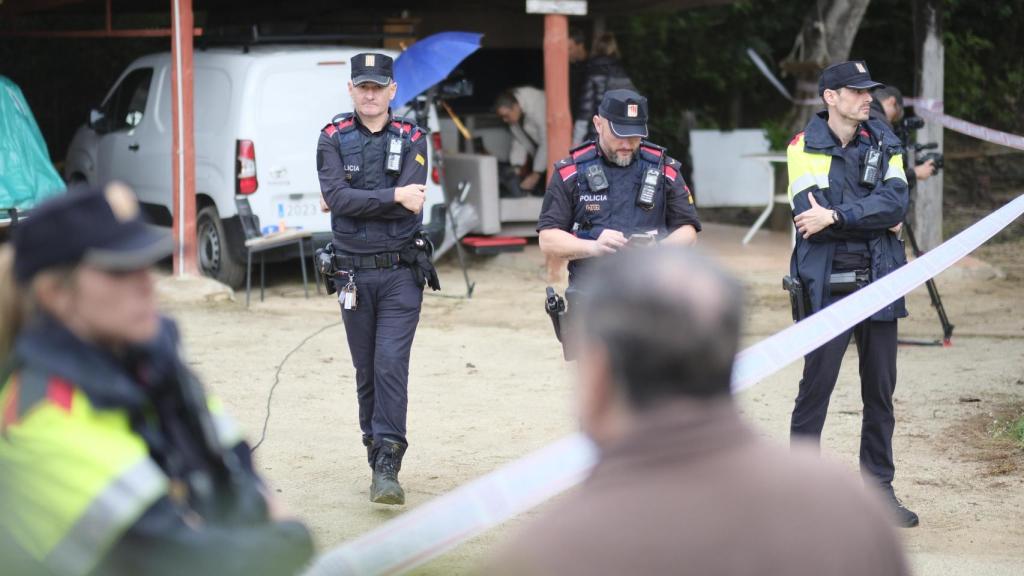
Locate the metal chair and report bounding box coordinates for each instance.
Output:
[236,198,311,307]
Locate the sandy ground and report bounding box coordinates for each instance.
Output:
[159,222,1024,575]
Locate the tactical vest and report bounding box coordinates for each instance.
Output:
[322,113,425,249]
[559,140,673,283]
[562,140,670,242]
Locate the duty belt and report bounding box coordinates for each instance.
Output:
[334,251,403,270]
[829,268,870,294]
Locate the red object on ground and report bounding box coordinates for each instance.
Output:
[461,236,527,255]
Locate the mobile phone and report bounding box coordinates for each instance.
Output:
[627,233,656,247]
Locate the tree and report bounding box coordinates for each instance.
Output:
[781,0,874,135]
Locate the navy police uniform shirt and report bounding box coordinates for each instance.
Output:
[317,112,428,255]
[537,146,701,243]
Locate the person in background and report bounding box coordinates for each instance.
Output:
[573,32,637,146]
[0,184,314,576]
[495,86,548,196]
[568,26,589,121]
[869,85,937,189]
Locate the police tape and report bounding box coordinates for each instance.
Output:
[303,193,1024,576]
[906,98,1024,153]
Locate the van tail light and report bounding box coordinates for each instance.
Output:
[236,139,258,195]
[430,132,443,185]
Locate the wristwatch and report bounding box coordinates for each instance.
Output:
[831,210,839,225]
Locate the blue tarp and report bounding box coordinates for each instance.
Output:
[0,75,65,212]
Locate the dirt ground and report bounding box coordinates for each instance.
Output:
[158,222,1024,575]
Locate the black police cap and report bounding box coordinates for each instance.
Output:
[598,89,649,138]
[351,52,393,86]
[12,183,172,284]
[818,61,883,96]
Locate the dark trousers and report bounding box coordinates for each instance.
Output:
[791,307,899,491]
[339,266,423,446]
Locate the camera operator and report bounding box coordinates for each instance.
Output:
[869,86,937,190]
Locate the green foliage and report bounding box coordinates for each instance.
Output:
[615,0,807,153]
[616,0,1024,156]
[942,0,1024,134]
[1013,414,1024,445]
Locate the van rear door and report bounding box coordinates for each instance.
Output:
[248,53,352,234]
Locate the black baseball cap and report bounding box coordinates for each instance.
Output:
[350,52,393,86]
[12,183,173,284]
[598,89,649,138]
[818,61,883,96]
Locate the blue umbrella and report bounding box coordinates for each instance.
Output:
[393,31,483,109]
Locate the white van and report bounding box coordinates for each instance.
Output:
[64,45,448,287]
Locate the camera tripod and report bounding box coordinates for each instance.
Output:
[900,220,955,347]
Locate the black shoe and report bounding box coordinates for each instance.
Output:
[362,435,375,470]
[886,493,919,528]
[370,439,406,505]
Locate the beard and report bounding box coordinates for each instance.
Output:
[599,139,638,167]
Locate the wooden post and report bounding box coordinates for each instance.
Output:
[543,14,572,282]
[913,0,944,251]
[170,0,197,275]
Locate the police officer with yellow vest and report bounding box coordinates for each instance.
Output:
[0,185,314,575]
[538,89,700,284]
[316,53,438,506]
[786,61,918,527]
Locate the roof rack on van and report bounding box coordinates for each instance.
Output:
[198,24,413,52]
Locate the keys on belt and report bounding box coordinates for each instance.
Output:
[334,252,402,270]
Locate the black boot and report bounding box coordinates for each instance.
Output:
[362,435,375,470]
[885,491,919,528]
[370,438,406,505]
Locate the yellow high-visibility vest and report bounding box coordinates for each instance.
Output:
[0,368,167,576]
[787,131,907,207]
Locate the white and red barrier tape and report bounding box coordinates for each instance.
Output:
[303,193,1024,576]
[906,98,1024,152]
[745,49,1024,152]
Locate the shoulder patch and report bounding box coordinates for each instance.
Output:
[639,144,664,158]
[789,131,805,147]
[663,164,678,182]
[47,377,74,413]
[558,164,578,182]
[322,123,337,137]
[571,143,597,161]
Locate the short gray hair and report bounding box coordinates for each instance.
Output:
[572,246,744,409]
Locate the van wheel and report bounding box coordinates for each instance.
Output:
[197,205,246,288]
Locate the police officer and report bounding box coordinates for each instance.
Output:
[316,52,438,506]
[787,61,917,527]
[869,85,937,188]
[537,89,700,288]
[0,184,314,576]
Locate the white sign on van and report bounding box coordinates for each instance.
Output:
[526,0,587,15]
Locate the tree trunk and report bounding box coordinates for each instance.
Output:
[781,0,873,136]
[912,0,944,251]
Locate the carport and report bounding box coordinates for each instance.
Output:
[0,0,728,276]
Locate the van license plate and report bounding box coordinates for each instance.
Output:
[278,201,319,218]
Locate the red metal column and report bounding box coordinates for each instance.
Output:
[170,0,197,275]
[543,15,571,179]
[543,14,571,282]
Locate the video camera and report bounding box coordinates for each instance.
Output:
[897,115,944,174]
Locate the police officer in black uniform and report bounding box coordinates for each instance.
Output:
[787,62,917,526]
[538,89,701,288]
[316,53,439,506]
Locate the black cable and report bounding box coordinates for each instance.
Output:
[250,321,342,453]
